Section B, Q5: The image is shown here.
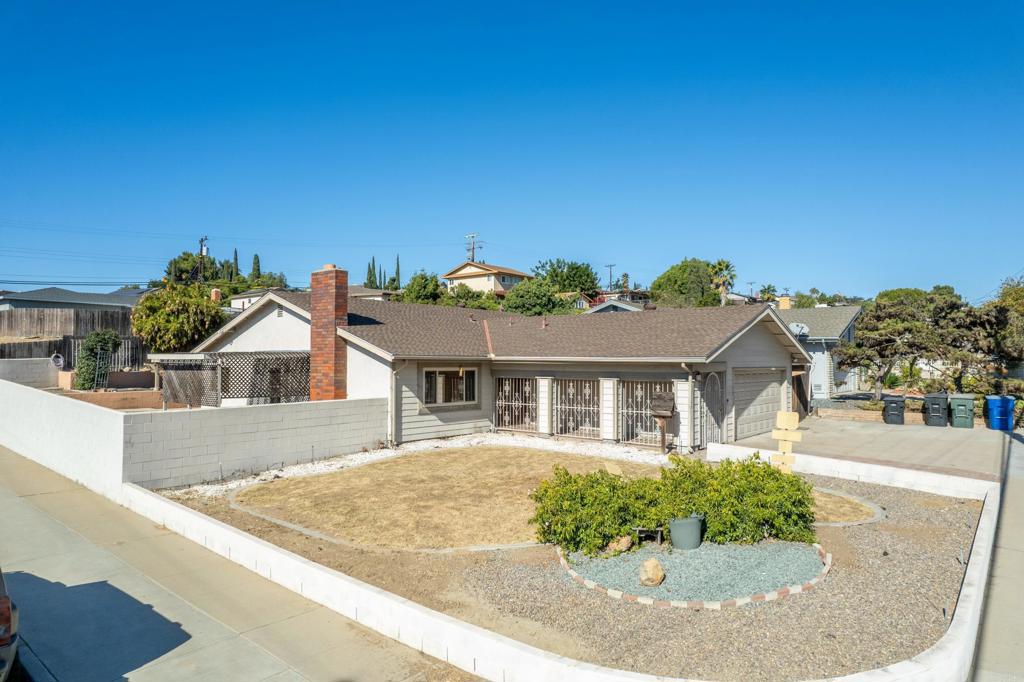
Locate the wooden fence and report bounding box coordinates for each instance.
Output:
[0,339,63,360]
[0,308,133,338]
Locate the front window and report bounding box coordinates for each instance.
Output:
[423,368,477,405]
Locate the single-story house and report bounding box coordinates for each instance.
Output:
[0,287,145,311]
[153,266,810,451]
[442,261,531,297]
[586,299,644,314]
[776,305,862,400]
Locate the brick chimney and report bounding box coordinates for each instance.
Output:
[310,264,348,401]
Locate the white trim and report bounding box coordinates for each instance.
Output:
[421,367,478,406]
[489,356,705,364]
[193,293,311,352]
[706,307,812,364]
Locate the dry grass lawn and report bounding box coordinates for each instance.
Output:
[812,490,876,523]
[235,446,660,549]
[234,446,880,550]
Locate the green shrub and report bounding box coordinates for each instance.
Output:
[529,455,816,555]
[73,330,121,390]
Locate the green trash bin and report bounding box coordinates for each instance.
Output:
[949,393,976,429]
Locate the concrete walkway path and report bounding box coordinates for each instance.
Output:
[0,446,470,682]
[973,434,1024,681]
[738,417,1005,480]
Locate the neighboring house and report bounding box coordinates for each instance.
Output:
[229,285,395,311]
[557,292,594,311]
[0,287,145,311]
[586,299,644,314]
[442,261,531,296]
[776,306,862,400]
[156,266,810,450]
[591,289,652,307]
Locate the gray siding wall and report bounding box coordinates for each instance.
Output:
[396,362,494,442]
[123,398,388,489]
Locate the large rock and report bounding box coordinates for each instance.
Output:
[606,535,633,554]
[640,558,665,586]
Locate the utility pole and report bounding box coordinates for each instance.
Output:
[747,281,756,297]
[604,264,616,290]
[464,233,483,262]
[197,236,209,282]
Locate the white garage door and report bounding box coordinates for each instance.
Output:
[734,370,783,440]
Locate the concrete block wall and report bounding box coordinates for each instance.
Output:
[0,358,59,388]
[123,398,388,489]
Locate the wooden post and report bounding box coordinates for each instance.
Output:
[770,411,801,473]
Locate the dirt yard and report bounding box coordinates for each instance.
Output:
[168,447,983,681]
[812,489,876,523]
[234,446,659,549]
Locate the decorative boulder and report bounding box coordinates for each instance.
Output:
[640,558,665,586]
[606,535,633,554]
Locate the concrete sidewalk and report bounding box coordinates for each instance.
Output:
[973,434,1024,681]
[0,446,470,682]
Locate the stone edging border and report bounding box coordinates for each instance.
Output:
[556,543,832,609]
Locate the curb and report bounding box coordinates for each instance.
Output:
[557,543,832,609]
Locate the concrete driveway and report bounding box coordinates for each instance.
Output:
[0,446,473,682]
[737,416,1005,480]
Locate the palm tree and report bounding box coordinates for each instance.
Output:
[759,283,778,302]
[710,259,736,306]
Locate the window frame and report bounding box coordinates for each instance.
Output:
[421,366,478,407]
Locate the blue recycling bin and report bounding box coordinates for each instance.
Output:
[986,395,1016,431]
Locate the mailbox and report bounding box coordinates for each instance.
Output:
[651,391,675,418]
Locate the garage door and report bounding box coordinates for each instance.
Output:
[734,370,783,440]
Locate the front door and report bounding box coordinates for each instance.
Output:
[703,373,724,445]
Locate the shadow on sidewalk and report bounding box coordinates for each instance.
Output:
[7,572,190,682]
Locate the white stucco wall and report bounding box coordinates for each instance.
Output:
[0,378,126,499]
[347,344,391,399]
[207,303,311,352]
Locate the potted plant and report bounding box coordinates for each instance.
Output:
[669,513,704,550]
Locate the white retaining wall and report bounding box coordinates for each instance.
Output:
[122,398,388,489]
[0,358,59,388]
[0,378,125,498]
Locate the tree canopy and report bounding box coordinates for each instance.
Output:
[710,259,736,307]
[132,284,227,352]
[399,271,446,304]
[532,259,600,296]
[502,278,571,316]
[154,249,286,295]
[651,258,719,307]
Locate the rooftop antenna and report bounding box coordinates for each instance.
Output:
[604,264,616,290]
[464,233,483,262]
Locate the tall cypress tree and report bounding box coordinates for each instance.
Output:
[365,260,376,287]
[232,248,239,281]
[379,265,384,288]
[394,254,401,289]
[251,254,261,280]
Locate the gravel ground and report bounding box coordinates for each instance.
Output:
[568,541,824,601]
[460,475,982,681]
[172,470,982,682]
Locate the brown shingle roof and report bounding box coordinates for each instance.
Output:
[485,305,769,359]
[273,292,785,362]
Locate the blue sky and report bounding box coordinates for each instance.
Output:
[1,2,1021,301]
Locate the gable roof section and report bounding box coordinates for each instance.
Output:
[776,306,861,340]
[442,261,531,280]
[585,299,643,313]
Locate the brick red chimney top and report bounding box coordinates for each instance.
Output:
[309,266,348,401]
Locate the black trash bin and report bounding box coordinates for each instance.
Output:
[882,396,906,425]
[923,392,949,427]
